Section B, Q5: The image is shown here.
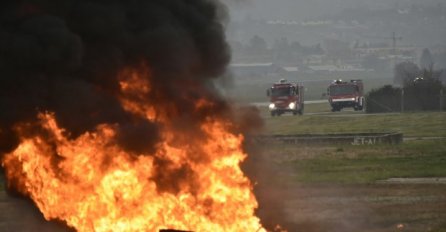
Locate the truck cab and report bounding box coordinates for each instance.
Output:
[267,79,304,116]
[328,79,364,112]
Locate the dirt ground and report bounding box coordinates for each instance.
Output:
[1,168,446,232]
[247,145,446,232]
[1,183,445,232]
[278,183,446,232]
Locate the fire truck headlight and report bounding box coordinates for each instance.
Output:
[269,103,275,110]
[288,102,296,109]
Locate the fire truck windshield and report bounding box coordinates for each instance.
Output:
[329,85,357,96]
[271,87,292,97]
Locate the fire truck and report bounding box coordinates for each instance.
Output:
[327,79,364,112]
[267,79,304,116]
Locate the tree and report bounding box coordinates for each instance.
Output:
[419,66,443,81]
[371,64,445,113]
[324,38,352,60]
[272,37,291,61]
[433,51,446,70]
[366,85,401,113]
[393,61,420,86]
[362,54,389,71]
[403,67,443,111]
[420,48,434,70]
[290,41,303,53]
[273,37,289,52]
[248,35,267,53]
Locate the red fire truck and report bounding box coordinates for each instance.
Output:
[267,79,305,116]
[327,79,364,112]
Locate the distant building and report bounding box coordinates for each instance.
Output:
[283,67,299,72]
[308,64,366,72]
[354,46,418,57]
[230,63,287,81]
[304,55,325,65]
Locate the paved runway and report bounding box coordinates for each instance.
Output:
[251,100,327,107]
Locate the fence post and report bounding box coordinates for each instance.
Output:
[401,88,404,113]
[441,89,444,112]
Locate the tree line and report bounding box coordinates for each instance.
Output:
[366,50,445,113]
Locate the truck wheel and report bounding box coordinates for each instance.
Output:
[271,111,276,117]
[293,111,297,115]
[298,109,303,115]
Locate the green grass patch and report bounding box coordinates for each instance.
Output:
[280,140,446,184]
[262,108,446,137]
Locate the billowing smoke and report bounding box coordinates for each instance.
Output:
[0,1,282,231]
[0,0,231,155]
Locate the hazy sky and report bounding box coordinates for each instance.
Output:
[225,0,445,21]
[222,0,446,47]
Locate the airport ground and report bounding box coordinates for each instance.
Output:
[252,103,446,232]
[1,103,445,232]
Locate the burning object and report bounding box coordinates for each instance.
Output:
[0,1,266,231]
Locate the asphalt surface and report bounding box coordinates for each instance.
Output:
[251,100,402,117]
[251,100,327,107]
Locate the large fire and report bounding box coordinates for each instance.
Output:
[1,66,266,232]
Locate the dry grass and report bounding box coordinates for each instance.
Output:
[255,139,446,231]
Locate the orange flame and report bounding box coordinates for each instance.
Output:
[1,65,267,232]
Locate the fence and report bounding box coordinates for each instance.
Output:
[366,87,445,113]
[255,132,403,145]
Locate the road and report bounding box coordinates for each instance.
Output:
[251,100,404,117]
[251,100,327,107]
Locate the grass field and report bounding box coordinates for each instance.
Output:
[260,104,446,182]
[263,139,446,184]
[1,105,445,231]
[261,103,446,137]
[254,107,446,231]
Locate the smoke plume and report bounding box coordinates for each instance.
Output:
[0,1,282,231]
[0,0,231,154]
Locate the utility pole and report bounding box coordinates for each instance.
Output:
[392,32,396,56]
[391,32,402,69]
[362,32,402,54]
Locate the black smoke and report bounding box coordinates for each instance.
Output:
[0,0,231,155]
[0,1,290,231]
